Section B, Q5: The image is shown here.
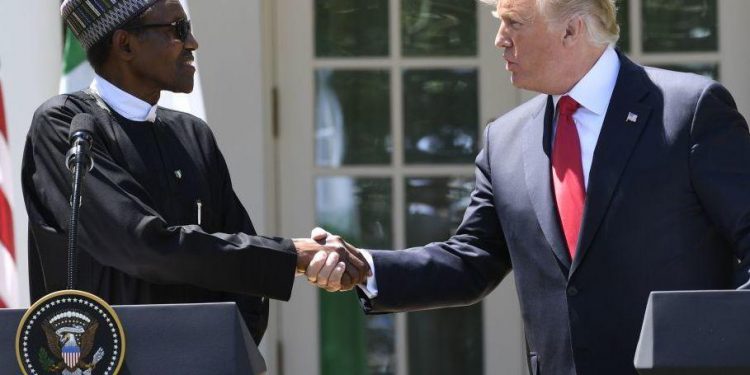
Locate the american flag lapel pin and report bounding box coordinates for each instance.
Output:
[626,112,638,123]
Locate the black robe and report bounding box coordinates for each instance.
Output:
[21,91,297,342]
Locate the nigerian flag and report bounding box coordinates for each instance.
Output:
[59,28,95,95]
[59,0,206,121]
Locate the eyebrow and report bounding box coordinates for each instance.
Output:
[499,8,535,24]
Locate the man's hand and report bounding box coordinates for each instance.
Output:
[293,230,370,292]
[301,227,369,292]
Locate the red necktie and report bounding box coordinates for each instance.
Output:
[552,96,584,260]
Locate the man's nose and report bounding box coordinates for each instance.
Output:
[495,26,511,49]
[185,32,199,51]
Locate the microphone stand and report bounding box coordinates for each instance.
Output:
[66,139,91,290]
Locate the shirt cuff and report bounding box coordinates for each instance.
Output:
[357,249,378,298]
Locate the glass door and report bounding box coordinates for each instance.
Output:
[274,0,522,374]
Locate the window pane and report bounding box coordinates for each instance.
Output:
[405,177,482,375]
[616,0,630,53]
[655,63,718,80]
[403,69,478,164]
[642,0,717,52]
[317,177,395,375]
[401,0,477,56]
[315,0,389,57]
[316,70,392,167]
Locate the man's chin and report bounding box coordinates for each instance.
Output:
[509,75,541,92]
[509,75,526,90]
[168,82,195,94]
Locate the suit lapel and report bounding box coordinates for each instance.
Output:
[523,96,571,270]
[570,55,653,276]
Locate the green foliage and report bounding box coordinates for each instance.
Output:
[38,347,55,371]
[315,0,389,57]
[401,0,477,56]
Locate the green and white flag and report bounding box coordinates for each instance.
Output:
[59,0,206,121]
[59,28,94,95]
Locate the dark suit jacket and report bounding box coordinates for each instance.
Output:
[361,53,750,375]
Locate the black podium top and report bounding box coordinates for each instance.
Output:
[1,302,266,375]
[635,290,750,375]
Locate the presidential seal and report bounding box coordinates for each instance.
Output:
[15,290,126,375]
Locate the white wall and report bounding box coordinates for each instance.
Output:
[0,0,63,307]
[189,0,275,236]
[721,0,750,117]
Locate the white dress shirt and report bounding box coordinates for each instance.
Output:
[552,47,620,189]
[90,74,158,123]
[359,48,621,298]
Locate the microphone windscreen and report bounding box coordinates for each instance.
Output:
[68,113,98,143]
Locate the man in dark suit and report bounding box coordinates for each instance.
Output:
[305,0,750,374]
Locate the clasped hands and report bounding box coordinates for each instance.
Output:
[293,227,368,292]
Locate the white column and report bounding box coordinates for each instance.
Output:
[0,0,63,307]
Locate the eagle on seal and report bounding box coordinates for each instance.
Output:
[42,319,99,371]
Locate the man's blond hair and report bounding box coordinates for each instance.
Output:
[481,0,620,46]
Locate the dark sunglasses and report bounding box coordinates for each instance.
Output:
[124,19,192,42]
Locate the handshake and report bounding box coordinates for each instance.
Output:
[292,227,369,292]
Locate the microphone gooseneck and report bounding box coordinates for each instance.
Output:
[66,113,97,290]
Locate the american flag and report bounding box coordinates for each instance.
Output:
[0,78,18,308]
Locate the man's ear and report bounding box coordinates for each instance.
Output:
[562,16,585,47]
[110,29,136,62]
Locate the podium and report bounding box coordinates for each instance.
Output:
[0,302,266,374]
[634,290,750,375]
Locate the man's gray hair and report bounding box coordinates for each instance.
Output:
[480,0,620,46]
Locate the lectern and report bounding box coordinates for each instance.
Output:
[634,290,750,375]
[0,302,266,374]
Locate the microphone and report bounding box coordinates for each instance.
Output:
[65,113,97,173]
[64,113,98,289]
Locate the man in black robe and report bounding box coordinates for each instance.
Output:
[22,0,368,343]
